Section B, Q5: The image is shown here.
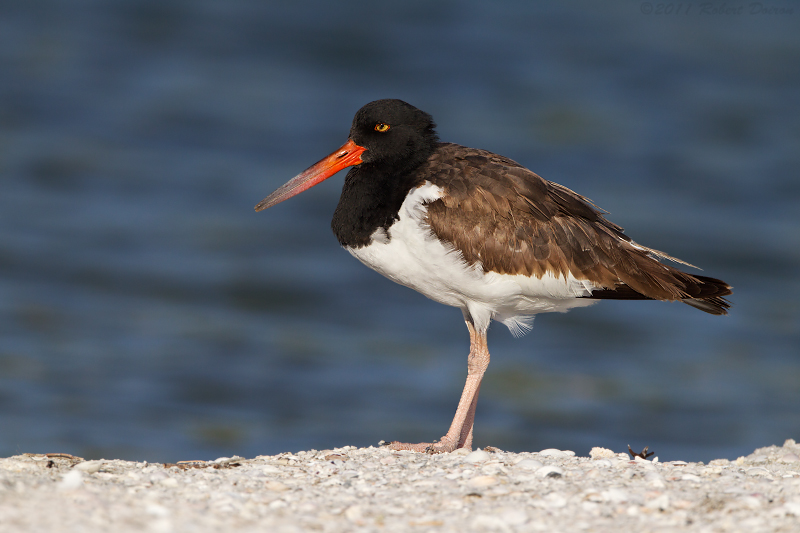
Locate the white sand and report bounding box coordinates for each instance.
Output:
[2,440,799,532]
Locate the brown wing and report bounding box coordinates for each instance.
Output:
[422,143,731,314]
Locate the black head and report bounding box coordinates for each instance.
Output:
[349,99,439,171]
[255,99,438,212]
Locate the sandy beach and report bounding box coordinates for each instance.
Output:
[2,440,799,532]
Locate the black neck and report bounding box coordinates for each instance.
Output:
[331,162,428,248]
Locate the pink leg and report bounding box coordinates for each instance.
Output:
[388,320,490,453]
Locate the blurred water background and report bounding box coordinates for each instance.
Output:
[1,1,798,463]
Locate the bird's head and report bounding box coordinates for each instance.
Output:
[255,99,437,211]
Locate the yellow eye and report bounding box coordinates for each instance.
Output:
[374,123,390,132]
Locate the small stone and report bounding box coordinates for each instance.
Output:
[473,515,506,529]
[783,501,800,516]
[149,472,168,483]
[581,500,600,513]
[681,474,701,482]
[591,459,612,469]
[535,465,564,478]
[467,475,497,488]
[584,468,600,478]
[145,504,170,518]
[74,461,104,474]
[514,459,543,471]
[498,509,528,526]
[738,496,762,509]
[344,505,362,521]
[672,499,693,509]
[538,449,568,458]
[589,447,615,460]
[379,456,397,465]
[58,470,84,490]
[543,492,567,508]
[601,488,628,503]
[463,449,491,463]
[265,481,289,491]
[746,467,770,477]
[780,453,799,463]
[646,494,670,511]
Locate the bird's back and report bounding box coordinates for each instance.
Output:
[421,143,731,315]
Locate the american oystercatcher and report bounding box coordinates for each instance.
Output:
[256,99,732,453]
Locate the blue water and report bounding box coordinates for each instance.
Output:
[1,1,798,463]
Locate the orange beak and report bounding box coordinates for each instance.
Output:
[255,139,366,211]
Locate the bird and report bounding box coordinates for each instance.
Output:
[255,99,732,453]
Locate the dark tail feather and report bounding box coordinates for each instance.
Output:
[682,295,730,315]
[676,274,732,315]
[588,273,732,315]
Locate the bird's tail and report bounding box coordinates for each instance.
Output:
[587,256,732,316]
[672,274,732,315]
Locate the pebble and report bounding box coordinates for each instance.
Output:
[646,493,670,511]
[589,447,615,459]
[514,458,544,471]
[539,448,569,458]
[535,465,565,478]
[74,460,105,473]
[462,449,491,463]
[499,508,528,525]
[467,475,498,488]
[543,492,568,508]
[2,441,800,532]
[57,470,84,490]
[601,488,628,503]
[159,477,179,488]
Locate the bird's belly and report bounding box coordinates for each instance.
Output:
[345,224,476,310]
[344,182,599,334]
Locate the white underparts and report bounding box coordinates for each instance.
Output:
[345,182,600,336]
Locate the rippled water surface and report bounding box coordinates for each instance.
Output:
[1,1,798,463]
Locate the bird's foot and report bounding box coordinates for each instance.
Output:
[381,436,468,454]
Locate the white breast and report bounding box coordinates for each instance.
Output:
[345,182,600,335]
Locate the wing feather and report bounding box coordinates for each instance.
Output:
[420,143,731,313]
